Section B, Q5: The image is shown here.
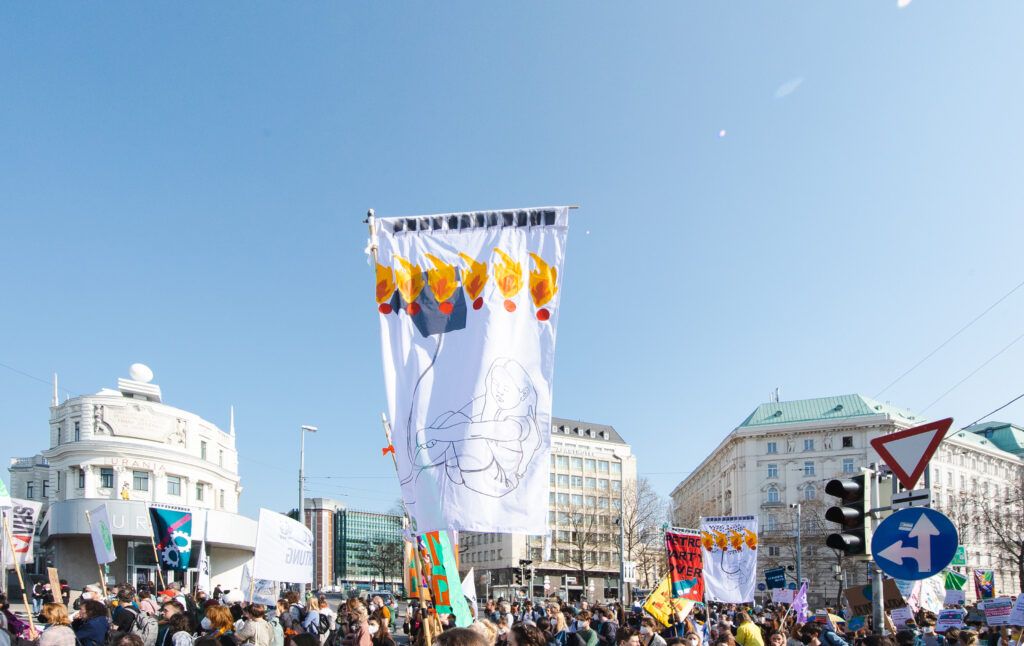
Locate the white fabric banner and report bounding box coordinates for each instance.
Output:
[89,503,117,564]
[197,542,212,593]
[241,562,278,605]
[2,499,42,566]
[374,207,570,534]
[462,567,478,610]
[252,508,313,583]
[700,515,759,603]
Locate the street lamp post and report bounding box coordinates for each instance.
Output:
[790,502,802,586]
[298,425,318,527]
[615,453,625,605]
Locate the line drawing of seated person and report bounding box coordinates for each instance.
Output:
[402,358,541,499]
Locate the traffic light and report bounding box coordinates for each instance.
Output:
[825,472,871,556]
[513,569,523,586]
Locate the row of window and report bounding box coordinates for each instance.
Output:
[765,484,815,503]
[549,473,622,491]
[550,455,621,474]
[54,421,228,469]
[765,458,857,479]
[24,469,225,507]
[547,510,620,527]
[549,492,621,509]
[765,436,854,454]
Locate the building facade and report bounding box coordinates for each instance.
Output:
[302,498,404,591]
[459,417,637,602]
[8,364,256,590]
[670,394,1024,605]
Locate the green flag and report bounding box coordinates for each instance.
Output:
[423,530,473,627]
[944,570,968,590]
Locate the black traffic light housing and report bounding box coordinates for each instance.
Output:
[825,473,871,557]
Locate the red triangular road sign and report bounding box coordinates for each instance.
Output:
[870,418,953,490]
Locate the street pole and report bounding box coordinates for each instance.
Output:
[870,467,885,636]
[793,503,803,586]
[299,425,317,588]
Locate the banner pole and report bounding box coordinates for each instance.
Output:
[3,515,38,640]
[84,510,109,599]
[149,534,167,590]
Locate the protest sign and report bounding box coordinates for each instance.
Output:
[423,530,472,627]
[772,589,795,604]
[984,597,1012,626]
[240,563,277,605]
[643,574,695,628]
[665,529,704,601]
[891,607,914,628]
[88,504,117,564]
[765,567,786,590]
[252,508,313,583]
[944,590,965,606]
[844,580,907,616]
[700,515,758,603]
[936,609,966,632]
[847,617,866,632]
[1010,595,1024,627]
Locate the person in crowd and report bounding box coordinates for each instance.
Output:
[616,630,641,646]
[115,635,146,646]
[237,603,275,646]
[575,612,599,646]
[300,598,321,636]
[639,618,666,646]
[164,606,195,646]
[74,599,112,646]
[512,624,548,646]
[317,595,337,644]
[436,627,490,646]
[40,602,77,646]
[345,599,372,646]
[204,604,241,646]
[138,590,160,617]
[369,615,396,646]
[497,618,511,646]
[267,602,286,646]
[472,618,499,646]
[597,608,619,646]
[734,614,763,646]
[32,581,46,614]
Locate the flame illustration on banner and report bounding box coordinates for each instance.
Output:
[701,532,714,552]
[395,256,426,315]
[426,254,459,314]
[713,530,728,551]
[493,248,523,311]
[700,515,759,603]
[528,253,558,321]
[458,253,488,310]
[376,263,397,314]
[744,529,758,550]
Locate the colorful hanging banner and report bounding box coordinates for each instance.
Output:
[944,570,968,590]
[974,569,995,600]
[700,515,759,603]
[373,207,571,534]
[423,530,472,627]
[643,573,695,628]
[2,499,42,565]
[148,506,193,571]
[665,529,704,601]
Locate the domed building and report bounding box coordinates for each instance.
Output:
[9,364,257,589]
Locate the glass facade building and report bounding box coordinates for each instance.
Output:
[332,509,403,585]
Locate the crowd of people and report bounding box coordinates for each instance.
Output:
[0,584,1012,646]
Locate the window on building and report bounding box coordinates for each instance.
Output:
[611,480,621,493]
[100,468,114,488]
[598,497,609,509]
[55,424,61,444]
[74,421,81,441]
[133,471,149,491]
[766,514,778,531]
[196,483,204,501]
[585,477,596,490]
[611,498,621,510]
[767,546,781,557]
[557,493,569,506]
[219,450,224,467]
[584,459,596,472]
[598,461,610,474]
[571,457,583,471]
[842,436,853,448]
[78,468,85,489]
[598,478,609,491]
[610,462,621,475]
[201,441,208,460]
[557,474,570,487]
[42,480,49,498]
[766,486,780,503]
[550,473,556,486]
[767,464,779,478]
[804,484,817,500]
[167,475,181,496]
[947,472,953,487]
[803,439,814,451]
[550,492,557,505]
[803,461,815,476]
[218,489,225,509]
[26,482,34,499]
[585,496,596,507]
[571,476,584,488]
[557,456,570,469]
[842,458,855,474]
[767,441,778,454]
[571,494,584,506]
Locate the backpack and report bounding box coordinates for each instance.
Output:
[318,613,332,636]
[132,611,160,646]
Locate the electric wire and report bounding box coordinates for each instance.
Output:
[920,331,1024,413]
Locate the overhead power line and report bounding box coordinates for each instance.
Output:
[920,330,1024,413]
[960,391,1024,430]
[875,277,1024,398]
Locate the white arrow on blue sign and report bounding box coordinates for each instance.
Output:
[870,507,959,580]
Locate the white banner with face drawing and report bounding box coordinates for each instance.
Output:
[374,207,570,534]
[700,515,759,603]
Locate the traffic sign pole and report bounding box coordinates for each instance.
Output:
[870,468,885,637]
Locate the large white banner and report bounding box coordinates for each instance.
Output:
[88,504,117,564]
[241,562,278,605]
[700,515,759,603]
[374,207,570,534]
[2,499,42,566]
[252,508,313,583]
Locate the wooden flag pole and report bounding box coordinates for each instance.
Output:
[3,515,38,640]
[149,534,168,590]
[84,510,109,599]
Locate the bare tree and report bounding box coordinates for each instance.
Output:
[967,473,1024,592]
[551,511,611,593]
[621,478,668,588]
[363,540,404,587]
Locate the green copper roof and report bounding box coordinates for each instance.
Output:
[738,394,920,429]
[963,421,1024,457]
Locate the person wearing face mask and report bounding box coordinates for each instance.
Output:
[497,619,511,646]
[368,617,396,646]
[683,632,702,646]
[203,605,240,646]
[575,612,599,646]
[639,618,666,646]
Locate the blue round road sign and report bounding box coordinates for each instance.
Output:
[757,583,766,591]
[787,582,797,590]
[870,507,958,580]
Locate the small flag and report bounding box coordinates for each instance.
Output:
[149,506,193,571]
[382,444,395,456]
[792,582,809,623]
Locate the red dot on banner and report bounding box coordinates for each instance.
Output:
[473,297,484,310]
[407,302,421,315]
[439,301,454,315]
[537,308,550,321]
[378,303,392,315]
[504,299,516,312]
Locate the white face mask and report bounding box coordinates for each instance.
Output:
[82,593,93,601]
[640,628,651,635]
[687,640,699,646]
[201,618,213,631]
[370,603,378,611]
[369,625,379,635]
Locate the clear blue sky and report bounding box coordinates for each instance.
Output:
[3,2,1023,518]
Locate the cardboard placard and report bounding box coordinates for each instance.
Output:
[1010,594,1024,627]
[843,579,907,617]
[944,590,966,606]
[772,589,795,604]
[936,609,966,633]
[47,567,62,603]
[984,597,1012,626]
[891,607,914,627]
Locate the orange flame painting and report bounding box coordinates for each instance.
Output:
[394,256,425,315]
[744,529,758,550]
[492,248,523,312]
[425,254,459,314]
[713,530,728,552]
[729,530,744,551]
[528,252,558,320]
[458,252,488,310]
[701,532,714,552]
[375,262,396,314]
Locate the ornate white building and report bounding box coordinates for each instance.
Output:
[670,395,1024,606]
[9,364,257,590]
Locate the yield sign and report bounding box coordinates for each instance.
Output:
[870,418,953,490]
